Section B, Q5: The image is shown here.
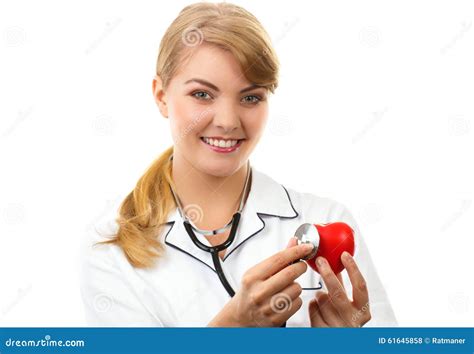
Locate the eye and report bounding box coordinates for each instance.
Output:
[191,90,212,101]
[241,95,262,104]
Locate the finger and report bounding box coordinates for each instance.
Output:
[255,243,314,279]
[285,236,298,249]
[341,252,369,308]
[271,296,303,327]
[315,292,346,327]
[286,237,303,266]
[263,262,307,296]
[336,272,345,291]
[316,257,352,313]
[270,282,303,309]
[308,298,328,327]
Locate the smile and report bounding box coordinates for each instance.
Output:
[200,137,245,153]
[201,137,241,148]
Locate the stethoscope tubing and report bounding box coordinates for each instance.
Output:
[184,212,241,253]
[184,212,241,297]
[170,156,287,326]
[184,212,287,327]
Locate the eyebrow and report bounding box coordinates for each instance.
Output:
[184,78,263,93]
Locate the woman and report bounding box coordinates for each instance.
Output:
[80,2,397,327]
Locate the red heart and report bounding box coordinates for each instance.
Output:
[306,222,355,274]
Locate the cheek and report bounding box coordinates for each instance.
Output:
[242,106,268,139]
[169,97,212,138]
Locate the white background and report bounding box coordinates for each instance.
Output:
[0,0,472,326]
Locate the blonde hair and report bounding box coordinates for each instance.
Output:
[97,2,280,268]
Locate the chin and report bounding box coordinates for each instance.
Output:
[199,160,243,178]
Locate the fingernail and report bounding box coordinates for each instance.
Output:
[316,257,325,267]
[342,251,352,261]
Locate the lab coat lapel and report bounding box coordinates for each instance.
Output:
[222,168,298,260]
[164,209,217,272]
[221,197,264,260]
[163,167,298,270]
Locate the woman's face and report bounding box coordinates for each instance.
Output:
[154,43,269,177]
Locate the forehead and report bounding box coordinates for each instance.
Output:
[172,43,252,89]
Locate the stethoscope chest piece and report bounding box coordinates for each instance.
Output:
[294,223,320,260]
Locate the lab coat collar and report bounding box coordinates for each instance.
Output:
[163,167,298,272]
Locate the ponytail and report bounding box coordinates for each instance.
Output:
[97,146,176,268]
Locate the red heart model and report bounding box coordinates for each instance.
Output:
[305,222,355,274]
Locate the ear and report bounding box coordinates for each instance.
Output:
[152,75,169,118]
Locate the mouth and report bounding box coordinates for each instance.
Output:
[200,136,246,153]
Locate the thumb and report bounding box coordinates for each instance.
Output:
[285,236,298,249]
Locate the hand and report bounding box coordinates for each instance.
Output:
[308,252,371,327]
[209,238,314,327]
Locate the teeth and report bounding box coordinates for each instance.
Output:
[202,137,240,148]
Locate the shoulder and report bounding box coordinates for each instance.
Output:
[80,208,130,279]
[80,237,131,284]
[79,225,142,310]
[253,167,359,230]
[252,167,355,223]
[81,197,133,277]
[282,183,354,224]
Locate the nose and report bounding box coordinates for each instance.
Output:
[212,100,241,133]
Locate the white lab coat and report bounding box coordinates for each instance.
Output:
[80,167,397,327]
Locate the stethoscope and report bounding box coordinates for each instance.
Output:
[168,155,289,327]
[168,154,251,298]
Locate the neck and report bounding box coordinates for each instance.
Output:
[170,152,250,230]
